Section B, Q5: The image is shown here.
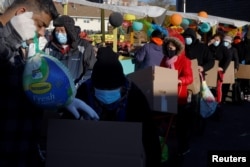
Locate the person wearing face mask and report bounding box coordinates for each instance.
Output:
[0,0,60,166]
[44,15,97,87]
[182,28,215,136]
[160,32,193,157]
[207,33,232,121]
[65,46,162,167]
[208,33,232,104]
[222,35,240,104]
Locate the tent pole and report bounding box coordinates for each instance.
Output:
[183,0,186,13]
[101,9,105,44]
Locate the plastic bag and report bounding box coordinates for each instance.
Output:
[23,35,76,109]
[200,74,218,118]
[159,136,168,162]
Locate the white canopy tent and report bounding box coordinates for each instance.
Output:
[68,0,250,27]
[68,0,167,18]
[166,10,250,27]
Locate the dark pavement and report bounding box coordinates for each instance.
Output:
[161,100,250,167]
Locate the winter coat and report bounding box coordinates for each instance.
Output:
[160,34,193,105]
[209,42,232,73]
[0,21,44,167]
[183,28,215,72]
[75,79,162,167]
[135,38,164,70]
[229,46,239,70]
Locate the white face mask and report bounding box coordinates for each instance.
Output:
[185,37,192,45]
[223,41,230,47]
[213,41,220,47]
[39,36,48,50]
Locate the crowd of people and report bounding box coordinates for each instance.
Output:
[1,0,250,167]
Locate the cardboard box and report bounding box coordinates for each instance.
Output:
[223,61,235,84]
[46,120,144,167]
[235,64,250,79]
[205,60,219,87]
[188,59,201,94]
[127,66,178,113]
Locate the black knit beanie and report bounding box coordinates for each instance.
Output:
[91,47,126,89]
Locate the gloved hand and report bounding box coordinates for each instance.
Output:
[66,98,99,120]
[10,12,36,41]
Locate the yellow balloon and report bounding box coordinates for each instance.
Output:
[123,14,136,21]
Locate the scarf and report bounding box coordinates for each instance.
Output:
[164,55,178,69]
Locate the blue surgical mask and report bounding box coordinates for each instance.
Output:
[55,32,67,44]
[213,41,220,47]
[185,37,192,45]
[223,41,230,48]
[95,88,121,104]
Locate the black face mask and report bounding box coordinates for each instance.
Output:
[167,50,177,58]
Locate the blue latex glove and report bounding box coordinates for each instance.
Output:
[66,98,99,120]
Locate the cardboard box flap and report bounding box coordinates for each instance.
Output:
[205,60,219,87]
[235,64,250,79]
[127,66,178,113]
[46,120,143,155]
[188,59,201,94]
[223,61,235,84]
[46,120,145,167]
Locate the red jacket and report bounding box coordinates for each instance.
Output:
[160,34,193,105]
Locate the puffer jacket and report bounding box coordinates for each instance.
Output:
[135,37,164,70]
[160,33,193,105]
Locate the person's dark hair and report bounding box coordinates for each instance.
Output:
[7,0,59,20]
[212,32,224,41]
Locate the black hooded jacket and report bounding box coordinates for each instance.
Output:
[183,28,215,72]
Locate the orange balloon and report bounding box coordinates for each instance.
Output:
[198,11,208,18]
[170,13,182,26]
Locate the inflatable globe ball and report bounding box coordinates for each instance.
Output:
[198,11,208,18]
[132,21,143,31]
[109,12,123,27]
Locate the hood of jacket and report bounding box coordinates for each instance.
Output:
[52,15,78,48]
[182,28,197,42]
[162,33,184,56]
